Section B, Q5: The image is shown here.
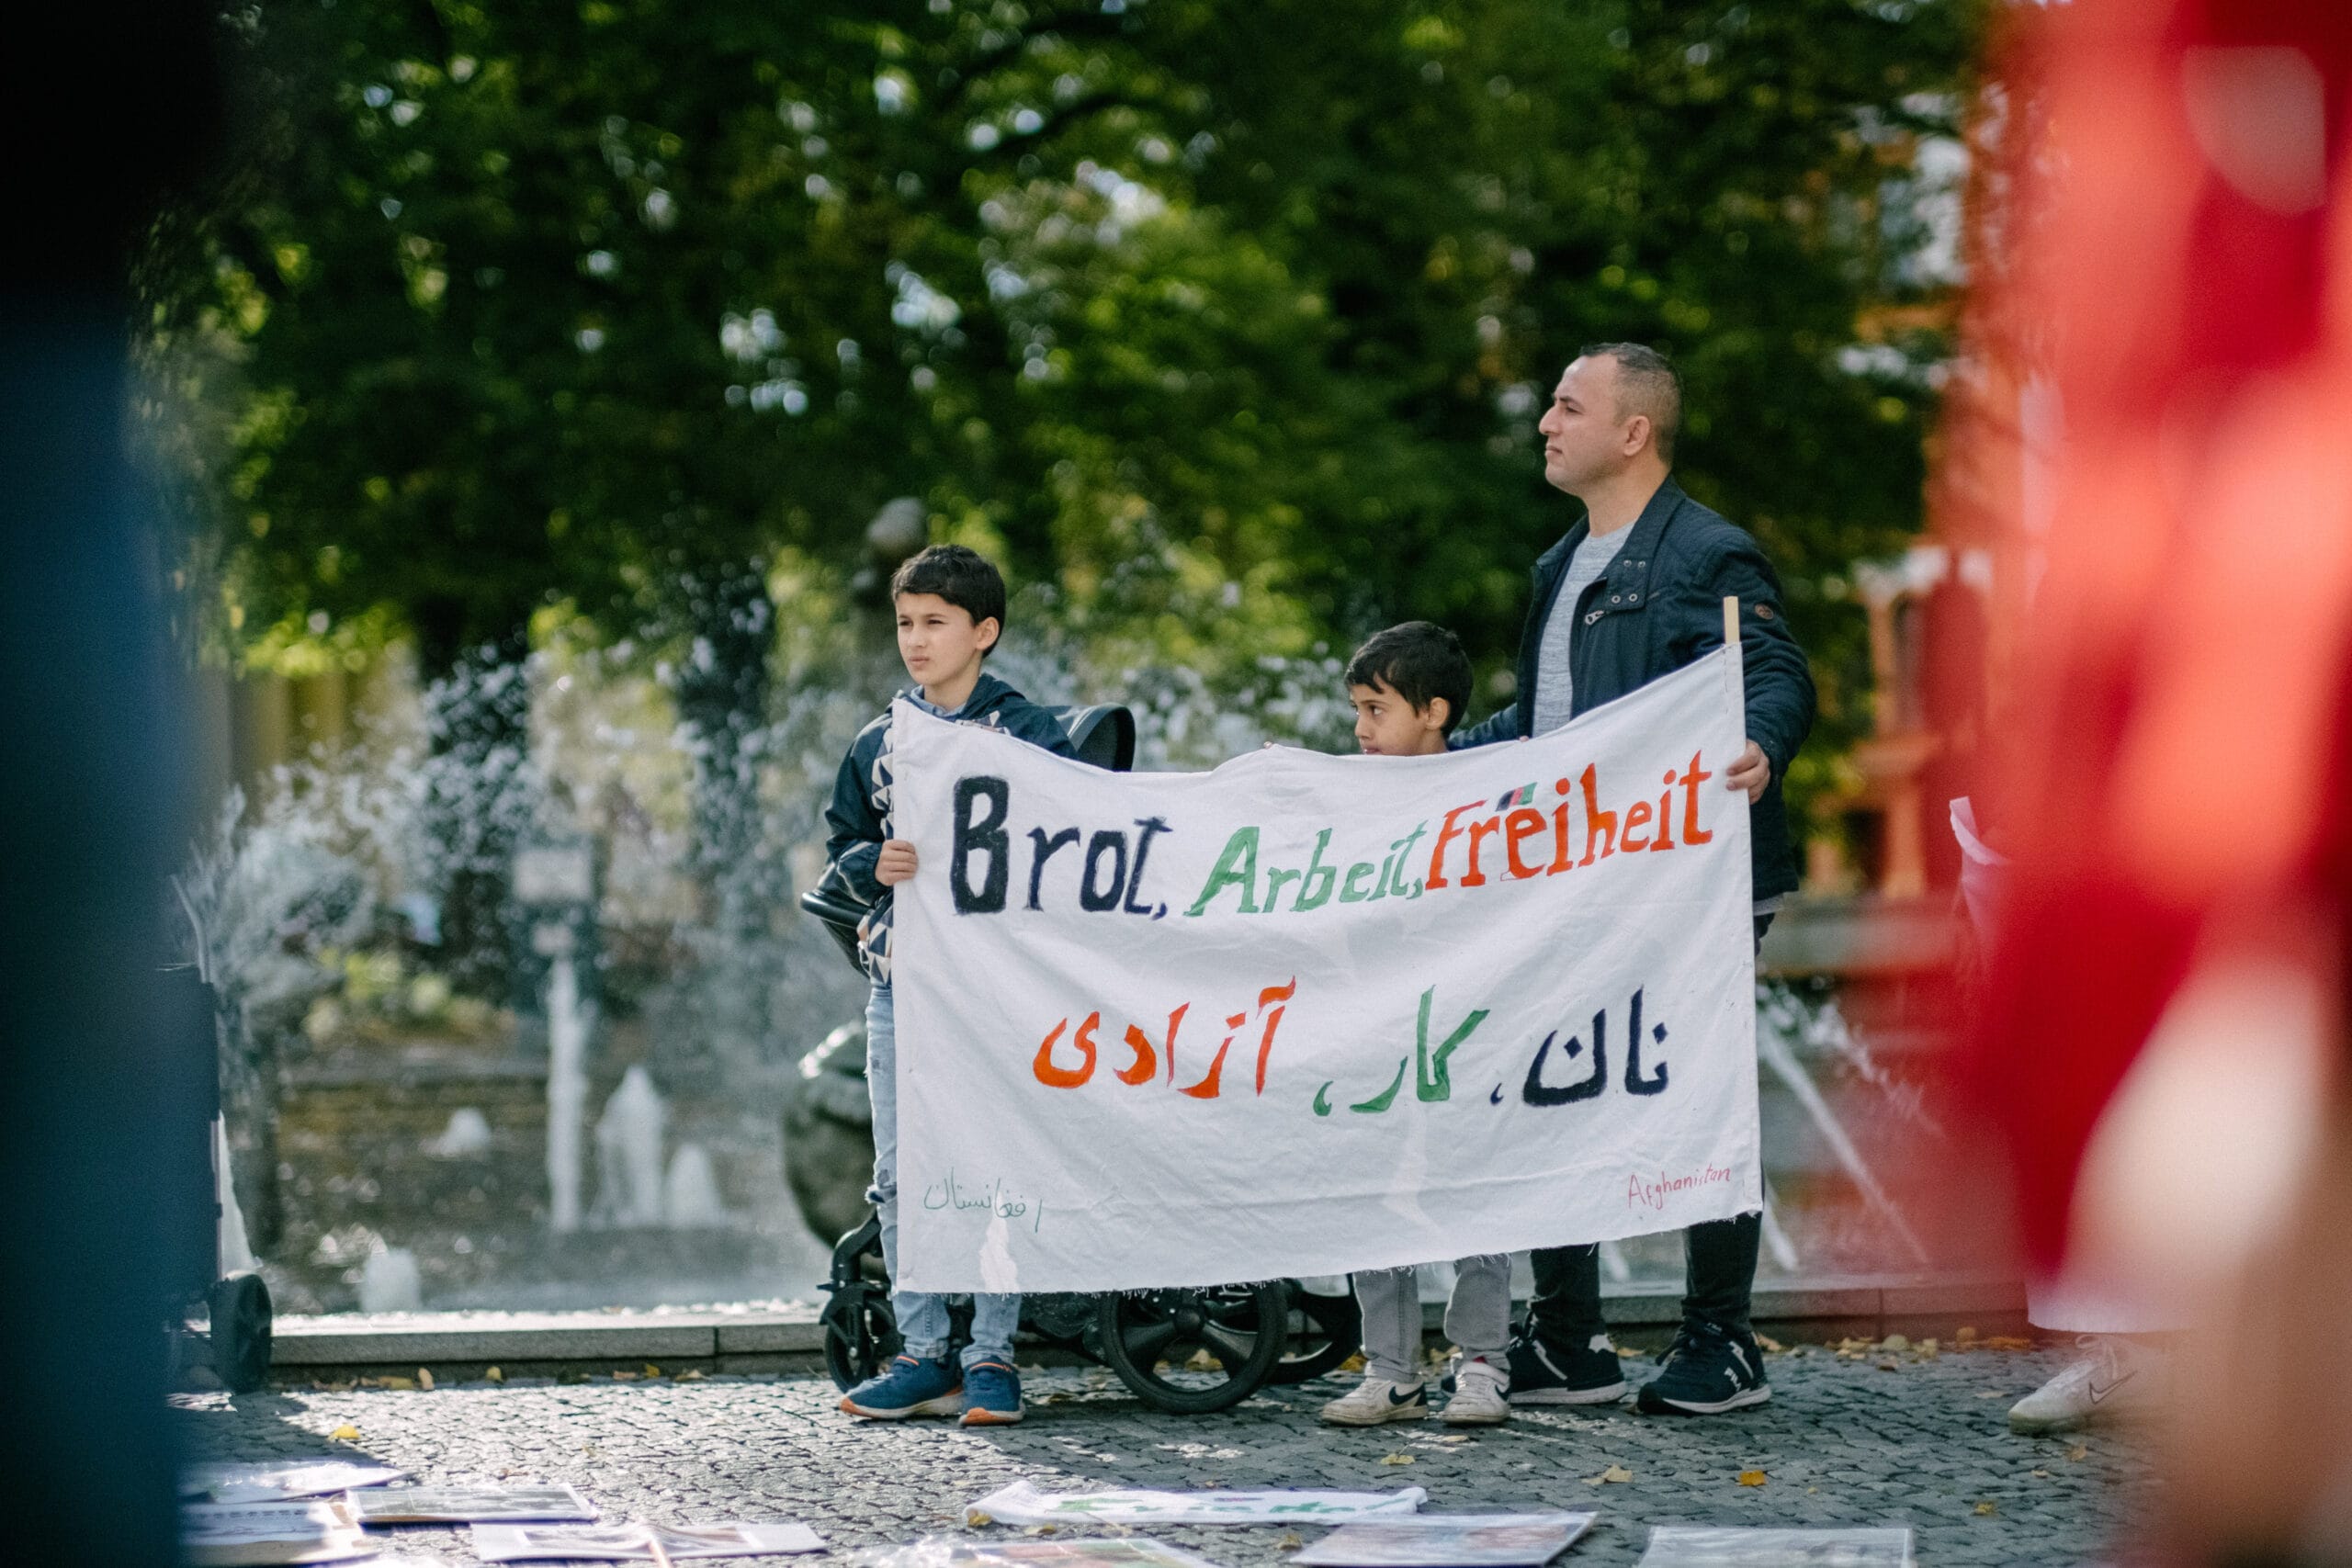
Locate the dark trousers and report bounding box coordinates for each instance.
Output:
[1524,915,1774,1346]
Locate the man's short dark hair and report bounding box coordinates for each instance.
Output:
[1579,341,1683,465]
[1346,621,1473,734]
[890,544,1007,650]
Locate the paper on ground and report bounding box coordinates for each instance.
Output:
[1634,1527,1914,1567]
[969,1481,1426,1527]
[473,1521,824,1561]
[181,1499,376,1566]
[1294,1513,1596,1566]
[346,1483,597,1524]
[182,1461,406,1504]
[860,1538,1227,1568]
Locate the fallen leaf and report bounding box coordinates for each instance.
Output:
[2068,1444,2089,1462]
[1918,1337,1940,1354]
[1437,1434,1471,1445]
[1975,1390,2006,1399]
[1379,1453,1415,1466]
[1590,1465,1634,1485]
[1958,1325,1979,1343]
[967,1513,995,1528]
[1875,1359,1900,1371]
[486,1366,504,1383]
[676,1369,706,1382]
[1274,1535,1304,1553]
[1984,1336,2034,1351]
[2030,1470,2051,1479]
[379,1376,416,1392]
[416,1369,435,1392]
[1880,1334,1910,1352]
[1974,1501,1997,1517]
[1737,1471,1767,1487]
[644,1364,662,1378]
[611,1371,639,1382]
[1339,1353,1367,1373]
[328,1425,359,1441]
[1026,1526,1059,1537]
[1755,1334,1785,1353]
[1185,1349,1220,1372]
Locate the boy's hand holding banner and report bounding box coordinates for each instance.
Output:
[891,649,1759,1293]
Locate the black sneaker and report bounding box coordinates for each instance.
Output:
[1635,1321,1770,1416]
[1499,1332,1630,1406]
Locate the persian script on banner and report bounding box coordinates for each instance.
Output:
[892,648,1759,1292]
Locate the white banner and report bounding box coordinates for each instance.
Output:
[893,649,1758,1293]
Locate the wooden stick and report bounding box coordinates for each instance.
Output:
[1723,594,1739,647]
[645,1530,674,1568]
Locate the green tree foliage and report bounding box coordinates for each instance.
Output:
[153,0,1980,760]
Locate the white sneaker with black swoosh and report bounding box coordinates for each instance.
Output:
[1319,1376,1430,1426]
[2007,1336,2167,1434]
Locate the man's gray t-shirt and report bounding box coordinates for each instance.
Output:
[1529,525,1634,736]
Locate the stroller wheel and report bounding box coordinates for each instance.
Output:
[1094,1281,1287,1414]
[1264,1277,1362,1385]
[209,1270,273,1393]
[820,1216,899,1392]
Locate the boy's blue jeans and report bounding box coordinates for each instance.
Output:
[865,983,1020,1370]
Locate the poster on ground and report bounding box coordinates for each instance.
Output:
[180,1498,376,1566]
[182,1461,407,1505]
[968,1482,1429,1528]
[893,649,1759,1292]
[1634,1528,1914,1567]
[862,1539,1228,1568]
[1294,1513,1597,1566]
[472,1521,825,1561]
[346,1484,596,1524]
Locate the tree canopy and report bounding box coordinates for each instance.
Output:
[150,0,1982,751]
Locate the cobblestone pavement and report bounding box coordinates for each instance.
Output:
[177,1347,2152,1567]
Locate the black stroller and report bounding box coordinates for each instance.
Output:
[796,703,1360,1413]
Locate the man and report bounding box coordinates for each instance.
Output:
[1455,343,1815,1416]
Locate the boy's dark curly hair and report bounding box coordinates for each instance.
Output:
[1346,620,1473,733]
[889,544,1007,651]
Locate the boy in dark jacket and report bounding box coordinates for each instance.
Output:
[824,545,1075,1427]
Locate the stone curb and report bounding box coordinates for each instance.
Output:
[265,1275,2022,1371]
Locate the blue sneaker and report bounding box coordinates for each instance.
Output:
[959,1359,1024,1427]
[840,1355,963,1419]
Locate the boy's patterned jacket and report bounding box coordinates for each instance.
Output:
[818,671,1076,984]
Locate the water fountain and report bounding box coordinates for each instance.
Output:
[593,1066,668,1228]
[357,1244,422,1312]
[423,1108,492,1158]
[663,1144,726,1228]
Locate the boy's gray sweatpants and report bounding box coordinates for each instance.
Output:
[1355,1255,1511,1386]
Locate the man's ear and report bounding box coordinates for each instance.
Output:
[1424,697,1453,732]
[975,615,1002,652]
[1623,413,1654,457]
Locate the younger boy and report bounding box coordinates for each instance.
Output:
[821,545,1075,1427]
[1321,621,1515,1427]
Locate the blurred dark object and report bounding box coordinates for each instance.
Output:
[157,967,274,1393]
[1,0,225,1559]
[781,1021,874,1246]
[797,702,1136,971]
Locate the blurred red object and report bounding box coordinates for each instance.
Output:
[1962,0,2352,1270]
